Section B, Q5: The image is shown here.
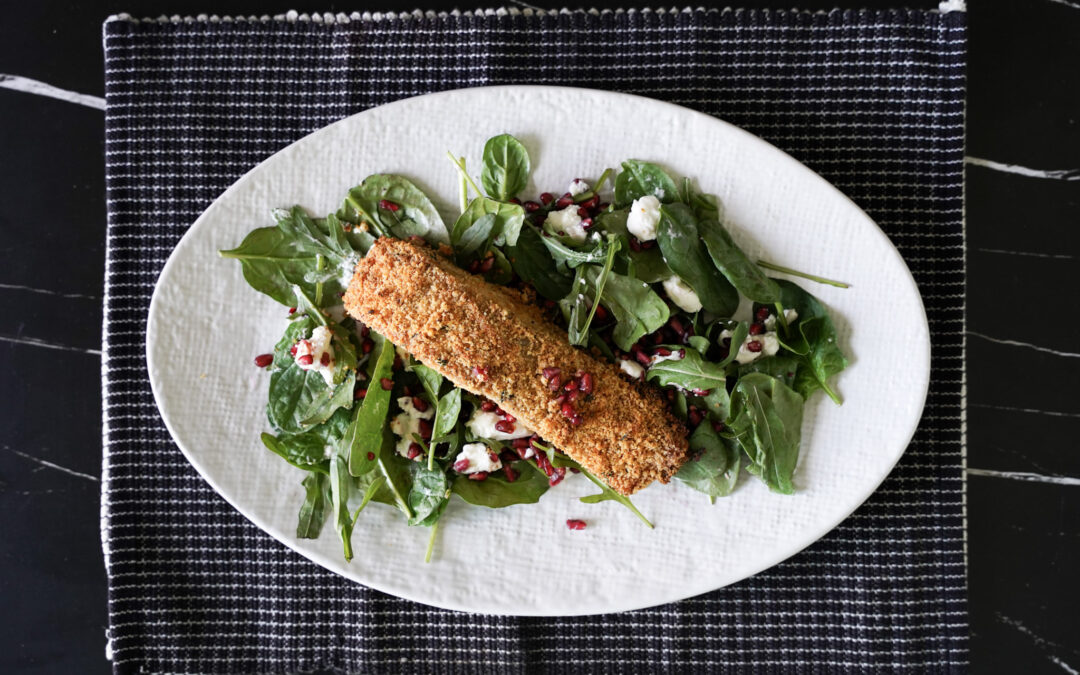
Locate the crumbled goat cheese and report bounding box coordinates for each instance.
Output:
[662,276,703,313]
[626,195,661,241]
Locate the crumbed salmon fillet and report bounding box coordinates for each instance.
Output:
[343,237,688,495]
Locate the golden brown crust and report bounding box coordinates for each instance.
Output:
[343,237,689,495]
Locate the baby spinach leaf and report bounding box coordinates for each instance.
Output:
[452,197,526,254]
[431,388,462,442]
[451,461,549,507]
[687,335,710,356]
[598,208,675,283]
[676,423,740,498]
[759,279,830,355]
[715,320,749,368]
[699,221,781,304]
[219,206,357,306]
[577,466,654,529]
[328,212,376,255]
[739,354,801,390]
[342,174,449,244]
[407,464,450,526]
[560,236,619,347]
[657,203,739,316]
[296,471,330,538]
[344,333,396,476]
[260,432,330,474]
[507,225,573,300]
[646,347,729,396]
[539,227,609,268]
[480,133,531,202]
[329,455,356,561]
[596,268,670,351]
[484,247,514,285]
[728,373,804,495]
[273,315,317,370]
[267,365,355,434]
[614,160,679,207]
[410,363,443,403]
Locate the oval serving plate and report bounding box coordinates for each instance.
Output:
[146,86,930,616]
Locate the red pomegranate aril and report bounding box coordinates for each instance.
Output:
[366,452,375,461]
[402,385,412,397]
[756,306,771,322]
[418,419,433,440]
[642,240,656,250]
[512,437,531,449]
[360,325,370,338]
[569,413,583,426]
[361,339,374,354]
[541,366,561,380]
[677,349,686,359]
[288,306,297,314]
[566,389,579,403]
[713,421,725,433]
[580,195,599,210]
[500,450,518,464]
[554,394,567,405]
[654,347,672,357]
[580,218,593,230]
[547,376,562,392]
[468,471,489,481]
[503,413,516,423]
[472,366,489,381]
[468,260,481,273]
[254,353,273,367]
[579,372,594,394]
[453,458,470,472]
[539,192,554,205]
[536,453,554,477]
[320,352,330,366]
[509,197,522,205]
[479,256,495,273]
[494,406,505,416]
[555,196,574,209]
[560,402,576,418]
[488,452,500,464]
[563,378,578,392]
[355,388,368,400]
[378,199,400,212]
[634,349,652,367]
[748,322,764,336]
[593,305,607,320]
[412,396,428,412]
[407,442,423,460]
[481,400,497,412]
[688,410,703,426]
[524,201,541,212]
[504,465,518,483]
[380,377,393,390]
[576,206,590,218]
[297,354,314,366]
[566,519,587,530]
[746,340,763,353]
[494,420,516,434]
[569,467,581,474]
[549,466,566,486]
[628,237,642,252]
[669,316,685,335]
[692,388,712,397]
[290,344,298,356]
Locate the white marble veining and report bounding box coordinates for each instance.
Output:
[967,331,1080,359]
[965,155,1080,181]
[0,74,104,110]
[4,445,99,482]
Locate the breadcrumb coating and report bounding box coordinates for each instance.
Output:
[344,237,688,495]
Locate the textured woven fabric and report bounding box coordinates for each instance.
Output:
[102,8,967,673]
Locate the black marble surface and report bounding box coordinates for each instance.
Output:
[1,1,1077,673]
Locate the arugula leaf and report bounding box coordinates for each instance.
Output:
[480,134,530,202]
[296,471,331,538]
[676,423,740,498]
[728,373,804,495]
[344,333,396,476]
[507,225,573,300]
[593,268,670,351]
[219,206,358,306]
[452,197,526,255]
[577,467,653,528]
[451,461,549,507]
[538,227,610,268]
[646,347,729,396]
[407,464,450,526]
[614,160,679,207]
[656,203,739,317]
[329,455,356,561]
[341,174,449,244]
[559,236,619,347]
[699,220,781,304]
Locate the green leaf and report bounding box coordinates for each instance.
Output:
[577,466,653,528]
[559,236,620,347]
[267,365,355,434]
[738,354,801,389]
[219,206,358,306]
[261,432,330,474]
[614,160,679,207]
[646,347,729,396]
[451,461,549,507]
[506,225,573,300]
[431,388,462,442]
[410,363,444,403]
[329,455,355,561]
[480,133,531,202]
[657,203,739,316]
[452,197,526,255]
[296,471,331,538]
[407,464,450,526]
[676,423,740,498]
[597,269,670,351]
[538,226,610,268]
[728,373,804,495]
[344,333,397,476]
[341,174,449,244]
[699,220,781,304]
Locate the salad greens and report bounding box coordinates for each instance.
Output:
[222,133,849,561]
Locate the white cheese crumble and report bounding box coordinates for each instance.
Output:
[662,276,703,313]
[389,395,434,460]
[568,179,590,196]
[618,358,645,379]
[294,325,336,385]
[626,195,661,241]
[650,349,685,365]
[764,308,799,331]
[466,409,533,441]
[721,329,782,364]
[455,442,502,474]
[545,205,588,243]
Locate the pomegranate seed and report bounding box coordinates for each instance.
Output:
[412,396,428,412]
[570,414,583,426]
[418,419,433,440]
[547,376,562,392]
[503,413,516,423]
[597,202,610,210]
[566,389,580,403]
[290,344,298,356]
[468,471,489,481]
[560,402,576,418]
[407,442,422,460]
[297,354,314,366]
[360,325,370,338]
[378,199,400,212]
[366,452,375,461]
[362,339,374,354]
[392,355,403,370]
[692,388,712,396]
[563,378,578,392]
[748,322,764,336]
[677,349,686,359]
[468,260,480,273]
[593,305,607,320]
[746,340,763,353]
[642,241,657,250]
[634,350,652,367]
[555,196,574,209]
[628,237,642,252]
[481,400,497,412]
[500,450,518,464]
[380,377,393,390]
[549,467,566,486]
[524,201,540,212]
[756,306,771,322]
[536,453,554,477]
[479,256,495,273]
[541,366,561,380]
[580,195,599,210]
[504,465,518,483]
[254,353,273,367]
[576,207,590,218]
[569,467,581,474]
[495,420,516,434]
[494,406,505,416]
[654,347,672,357]
[713,421,725,433]
[288,306,296,314]
[402,385,412,396]
[488,452,500,464]
[579,372,593,394]
[472,366,489,381]
[320,352,331,366]
[669,316,685,335]
[581,218,593,229]
[512,437,531,449]
[355,388,367,400]
[566,519,587,530]
[539,192,554,205]
[453,458,470,472]
[555,394,567,405]
[689,409,703,425]
[652,332,665,345]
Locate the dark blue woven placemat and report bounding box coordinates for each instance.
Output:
[102,7,967,672]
